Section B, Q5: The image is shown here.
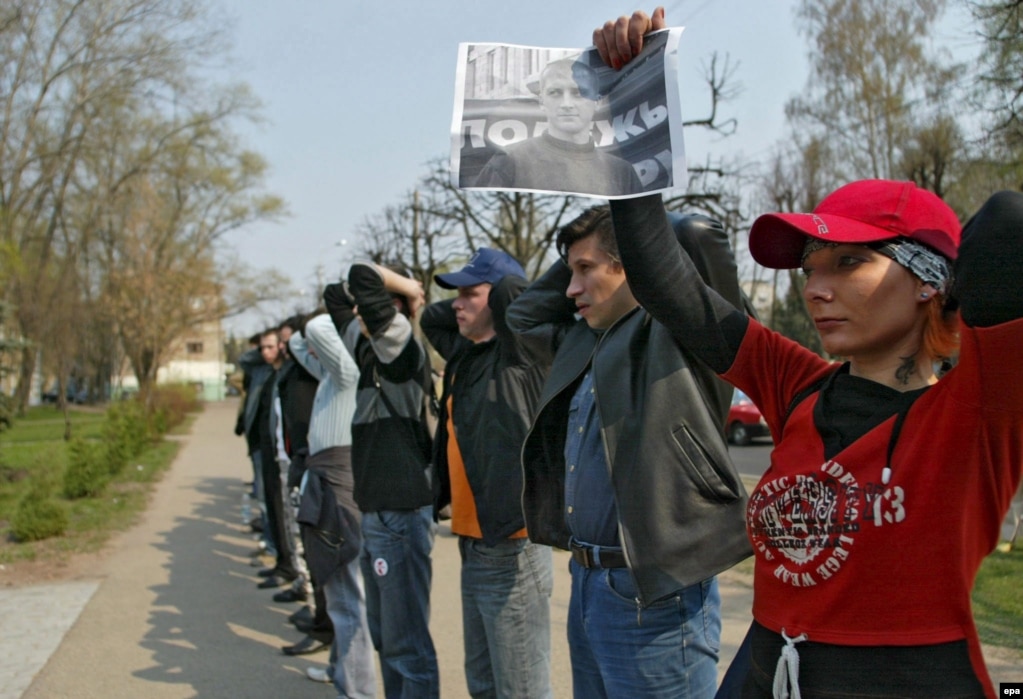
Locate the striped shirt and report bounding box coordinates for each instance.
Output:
[288,314,358,455]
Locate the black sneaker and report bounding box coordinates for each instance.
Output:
[257,573,296,589]
[281,634,332,656]
[273,587,308,603]
[288,606,313,626]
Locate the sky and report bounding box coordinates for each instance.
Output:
[215,0,978,335]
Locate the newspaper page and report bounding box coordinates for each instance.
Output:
[450,28,685,200]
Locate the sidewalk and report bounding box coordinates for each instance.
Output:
[0,399,1018,698]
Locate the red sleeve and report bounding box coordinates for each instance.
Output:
[722,320,837,438]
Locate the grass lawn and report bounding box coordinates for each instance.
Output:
[0,404,187,566]
[972,545,1023,650]
[1,417,105,444]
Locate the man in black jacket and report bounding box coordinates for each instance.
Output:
[506,207,751,699]
[252,329,299,589]
[421,248,554,699]
[322,263,440,698]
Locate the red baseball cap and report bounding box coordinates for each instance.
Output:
[748,180,961,269]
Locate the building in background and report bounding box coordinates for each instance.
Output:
[113,317,227,401]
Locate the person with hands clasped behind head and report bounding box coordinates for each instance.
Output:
[288,309,375,698]
[320,263,441,699]
[420,248,555,699]
[598,12,1022,697]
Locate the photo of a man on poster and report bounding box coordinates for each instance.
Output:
[474,57,643,196]
[450,28,686,200]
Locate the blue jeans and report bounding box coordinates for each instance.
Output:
[249,450,275,556]
[458,537,553,699]
[360,507,439,699]
[323,556,376,699]
[567,559,721,699]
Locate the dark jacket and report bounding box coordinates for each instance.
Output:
[238,348,274,454]
[421,275,550,546]
[506,214,752,605]
[298,464,361,584]
[277,359,318,458]
[323,266,436,513]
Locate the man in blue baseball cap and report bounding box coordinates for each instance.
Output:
[422,248,555,699]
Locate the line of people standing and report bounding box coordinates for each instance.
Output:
[228,8,1022,699]
[234,214,751,699]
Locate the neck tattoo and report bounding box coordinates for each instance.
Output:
[895,355,917,386]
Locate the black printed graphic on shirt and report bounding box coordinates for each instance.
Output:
[747,459,907,588]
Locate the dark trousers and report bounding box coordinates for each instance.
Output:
[311,584,333,639]
[742,622,985,698]
[260,452,296,576]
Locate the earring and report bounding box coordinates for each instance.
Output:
[920,292,929,299]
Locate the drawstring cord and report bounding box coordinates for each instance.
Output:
[772,628,807,699]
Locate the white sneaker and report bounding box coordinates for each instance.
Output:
[306,666,331,683]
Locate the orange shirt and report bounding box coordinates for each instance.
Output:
[446,394,526,540]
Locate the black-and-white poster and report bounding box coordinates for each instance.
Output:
[450,28,685,199]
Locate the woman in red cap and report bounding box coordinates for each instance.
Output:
[594,11,1021,699]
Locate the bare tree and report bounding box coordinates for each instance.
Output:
[419,159,585,281]
[969,0,1023,144]
[0,0,236,409]
[786,0,957,182]
[951,0,1023,211]
[0,0,283,408]
[88,116,282,400]
[898,113,964,197]
[355,187,467,303]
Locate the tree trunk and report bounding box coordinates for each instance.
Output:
[13,347,37,416]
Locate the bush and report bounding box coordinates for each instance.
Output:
[11,476,68,541]
[63,437,109,498]
[103,401,150,475]
[149,384,201,434]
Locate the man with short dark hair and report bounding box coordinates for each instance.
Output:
[475,57,642,196]
[507,206,751,698]
[253,328,300,589]
[236,332,275,554]
[421,248,554,699]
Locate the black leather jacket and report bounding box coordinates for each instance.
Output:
[507,214,752,605]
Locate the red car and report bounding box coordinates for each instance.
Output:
[727,390,771,446]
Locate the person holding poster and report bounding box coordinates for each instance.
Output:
[474,57,643,196]
[601,9,1023,699]
[507,205,749,699]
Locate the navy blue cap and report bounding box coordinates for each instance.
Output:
[434,248,526,289]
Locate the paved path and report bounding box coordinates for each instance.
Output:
[0,581,98,699]
[0,399,1019,697]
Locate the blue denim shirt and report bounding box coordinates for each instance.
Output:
[564,370,619,547]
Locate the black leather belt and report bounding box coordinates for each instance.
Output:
[570,541,627,569]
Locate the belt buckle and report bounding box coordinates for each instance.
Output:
[573,542,596,568]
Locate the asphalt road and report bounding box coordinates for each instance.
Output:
[728,441,773,480]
